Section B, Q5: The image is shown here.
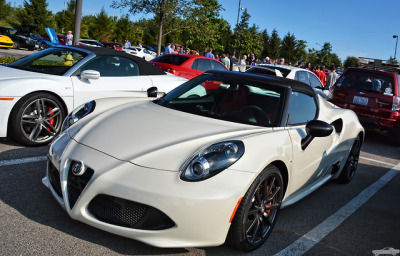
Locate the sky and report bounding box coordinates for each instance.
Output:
[10,0,400,62]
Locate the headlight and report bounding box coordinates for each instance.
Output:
[180,141,244,181]
[62,100,96,131]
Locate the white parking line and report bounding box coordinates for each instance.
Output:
[275,162,400,256]
[0,156,47,167]
[360,156,397,167]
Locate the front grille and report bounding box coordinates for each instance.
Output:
[67,162,94,209]
[88,194,175,230]
[47,160,62,197]
[0,42,13,47]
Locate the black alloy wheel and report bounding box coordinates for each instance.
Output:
[338,136,362,183]
[228,165,284,251]
[9,93,66,146]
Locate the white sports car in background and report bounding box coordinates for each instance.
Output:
[0,45,186,145]
[123,46,156,61]
[43,71,364,251]
[246,64,330,98]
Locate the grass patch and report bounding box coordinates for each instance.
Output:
[0,56,19,64]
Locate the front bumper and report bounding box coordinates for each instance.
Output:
[43,133,255,248]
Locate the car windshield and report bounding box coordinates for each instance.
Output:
[8,47,87,75]
[152,54,190,66]
[157,74,284,127]
[336,70,395,95]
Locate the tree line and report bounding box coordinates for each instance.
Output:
[1,0,364,69]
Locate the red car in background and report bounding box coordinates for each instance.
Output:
[150,54,228,80]
[41,34,66,45]
[101,42,123,50]
[329,67,400,145]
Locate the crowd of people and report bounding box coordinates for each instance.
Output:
[199,47,340,88]
[160,43,340,87]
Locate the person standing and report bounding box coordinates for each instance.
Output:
[124,39,131,49]
[221,53,230,69]
[326,66,339,89]
[66,31,73,45]
[230,53,238,71]
[239,54,247,72]
[165,43,172,54]
[205,48,215,59]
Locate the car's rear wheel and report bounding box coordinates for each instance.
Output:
[13,41,20,49]
[228,165,283,251]
[9,93,66,146]
[338,136,361,183]
[392,128,400,146]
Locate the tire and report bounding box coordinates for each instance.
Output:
[13,41,20,49]
[392,128,400,146]
[228,165,284,251]
[338,136,361,183]
[8,93,66,146]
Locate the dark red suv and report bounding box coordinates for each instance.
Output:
[329,67,400,145]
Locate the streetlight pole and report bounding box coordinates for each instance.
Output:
[73,0,83,46]
[236,0,242,29]
[394,35,398,61]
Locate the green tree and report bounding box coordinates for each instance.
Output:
[330,53,342,69]
[111,0,192,56]
[54,0,76,34]
[181,0,224,53]
[113,14,134,43]
[0,0,11,19]
[268,29,281,60]
[16,0,55,34]
[233,8,253,56]
[294,39,307,63]
[343,56,360,69]
[388,56,398,65]
[261,29,270,58]
[88,8,114,41]
[281,32,296,64]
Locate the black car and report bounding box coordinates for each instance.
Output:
[0,25,41,50]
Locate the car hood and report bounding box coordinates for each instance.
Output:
[0,66,49,81]
[72,100,269,171]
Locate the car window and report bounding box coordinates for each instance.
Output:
[160,74,285,127]
[212,60,228,71]
[80,56,139,77]
[309,73,323,89]
[336,70,395,95]
[295,71,310,85]
[193,59,212,72]
[152,55,189,66]
[7,48,87,75]
[288,91,317,125]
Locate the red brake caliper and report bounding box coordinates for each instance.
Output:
[48,107,54,130]
[266,185,272,214]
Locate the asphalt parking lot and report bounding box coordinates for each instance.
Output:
[0,48,38,59]
[0,129,399,256]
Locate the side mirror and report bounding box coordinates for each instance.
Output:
[147,86,158,97]
[301,120,333,150]
[81,70,100,80]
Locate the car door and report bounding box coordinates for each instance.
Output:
[285,91,335,198]
[71,55,152,108]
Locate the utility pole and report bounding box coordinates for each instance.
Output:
[394,35,398,61]
[73,0,82,46]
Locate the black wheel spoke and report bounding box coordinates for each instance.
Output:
[246,217,258,234]
[248,208,258,217]
[249,218,261,243]
[264,203,280,210]
[266,186,281,202]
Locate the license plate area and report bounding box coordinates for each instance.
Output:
[353,96,368,106]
